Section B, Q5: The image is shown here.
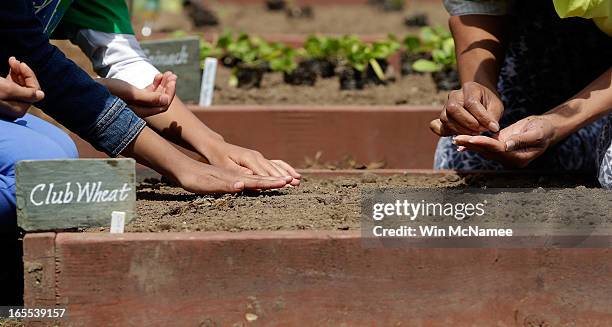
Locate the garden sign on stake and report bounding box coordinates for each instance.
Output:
[141,36,201,103]
[15,159,136,231]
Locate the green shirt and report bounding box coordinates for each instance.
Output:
[34,0,134,37]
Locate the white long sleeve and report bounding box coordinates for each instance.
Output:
[71,29,160,89]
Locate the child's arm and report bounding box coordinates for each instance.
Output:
[96,72,177,118]
[73,30,301,184]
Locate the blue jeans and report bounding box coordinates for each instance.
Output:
[0,114,78,225]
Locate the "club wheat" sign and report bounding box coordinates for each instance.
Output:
[16,159,136,231]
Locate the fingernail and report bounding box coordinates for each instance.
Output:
[451,136,457,144]
[233,182,244,189]
[35,90,44,99]
[506,140,516,151]
[488,122,500,132]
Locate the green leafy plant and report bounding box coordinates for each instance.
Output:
[304,35,341,61]
[337,35,399,80]
[368,35,400,79]
[269,46,298,73]
[255,40,298,73]
[227,33,260,66]
[338,35,370,72]
[195,31,436,85]
[402,34,422,54]
[410,26,457,73]
[199,39,222,64]
[210,32,264,86]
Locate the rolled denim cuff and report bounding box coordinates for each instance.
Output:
[443,0,509,16]
[85,96,146,157]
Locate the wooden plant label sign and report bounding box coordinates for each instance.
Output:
[140,37,201,103]
[15,159,136,231]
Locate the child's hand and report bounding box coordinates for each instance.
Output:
[202,139,302,186]
[98,72,177,118]
[0,57,45,119]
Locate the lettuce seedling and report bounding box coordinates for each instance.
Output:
[411,26,457,73]
[338,36,370,72]
[304,35,341,61]
[265,44,298,73]
[368,35,400,80]
[199,39,222,66]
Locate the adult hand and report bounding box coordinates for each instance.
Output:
[452,116,556,168]
[430,81,504,136]
[0,57,45,119]
[202,140,302,186]
[98,72,177,118]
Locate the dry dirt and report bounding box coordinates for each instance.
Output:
[213,66,448,105]
[82,173,611,233]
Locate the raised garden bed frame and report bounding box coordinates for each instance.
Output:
[22,168,612,326]
[74,105,442,170]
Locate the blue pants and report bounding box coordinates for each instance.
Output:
[0,114,78,225]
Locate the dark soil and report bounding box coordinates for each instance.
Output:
[84,173,609,233]
[198,2,449,35]
[283,62,317,86]
[404,13,429,27]
[213,66,448,105]
[303,58,336,78]
[184,0,219,27]
[285,6,314,19]
[339,67,366,90]
[365,59,389,85]
[235,66,265,88]
[265,0,286,11]
[433,69,460,91]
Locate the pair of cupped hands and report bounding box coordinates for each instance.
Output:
[0,58,301,191]
[430,82,556,168]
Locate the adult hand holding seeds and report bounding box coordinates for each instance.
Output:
[430,81,504,136]
[452,115,556,168]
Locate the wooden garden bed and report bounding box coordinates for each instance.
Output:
[23,231,612,326]
[21,170,612,325]
[73,105,442,170]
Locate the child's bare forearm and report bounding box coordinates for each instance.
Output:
[143,96,224,152]
[119,126,190,183]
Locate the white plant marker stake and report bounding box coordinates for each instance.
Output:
[110,211,126,234]
[199,57,218,107]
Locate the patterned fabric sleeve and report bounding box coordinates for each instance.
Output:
[443,0,510,16]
